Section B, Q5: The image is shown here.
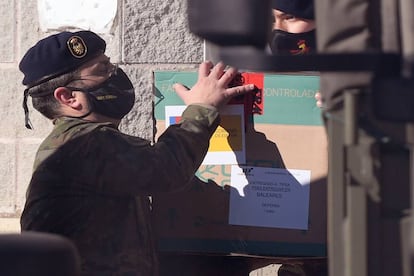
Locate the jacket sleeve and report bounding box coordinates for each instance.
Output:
[75,104,220,196]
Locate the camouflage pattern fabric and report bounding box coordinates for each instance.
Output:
[20,104,220,276]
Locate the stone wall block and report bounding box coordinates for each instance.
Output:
[0,0,15,62]
[0,141,16,214]
[123,0,203,63]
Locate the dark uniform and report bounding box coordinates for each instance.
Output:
[20,107,220,275]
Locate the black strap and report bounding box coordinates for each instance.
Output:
[22,89,33,130]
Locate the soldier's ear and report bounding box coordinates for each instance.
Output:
[54,87,78,108]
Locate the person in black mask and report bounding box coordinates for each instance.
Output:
[269,0,325,108]
[18,30,255,275]
[268,0,316,55]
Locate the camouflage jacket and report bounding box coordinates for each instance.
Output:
[20,104,220,276]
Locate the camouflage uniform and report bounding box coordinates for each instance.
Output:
[21,104,220,276]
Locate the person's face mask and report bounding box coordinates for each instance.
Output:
[67,68,135,119]
[269,29,316,55]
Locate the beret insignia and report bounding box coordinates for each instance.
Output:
[67,36,87,58]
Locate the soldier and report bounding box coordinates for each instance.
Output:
[18,30,255,275]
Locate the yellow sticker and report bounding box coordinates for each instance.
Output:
[209,115,243,152]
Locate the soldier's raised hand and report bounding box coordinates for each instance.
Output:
[173,61,255,110]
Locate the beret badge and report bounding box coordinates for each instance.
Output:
[67,36,87,58]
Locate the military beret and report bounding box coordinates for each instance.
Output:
[272,0,314,20]
[19,30,106,87]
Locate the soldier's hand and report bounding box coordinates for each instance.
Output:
[315,92,324,108]
[173,61,255,110]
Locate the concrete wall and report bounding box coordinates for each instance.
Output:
[0,0,279,274]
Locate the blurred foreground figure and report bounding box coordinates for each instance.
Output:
[269,1,327,275]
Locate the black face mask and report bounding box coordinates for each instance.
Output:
[269,29,316,55]
[67,68,135,120]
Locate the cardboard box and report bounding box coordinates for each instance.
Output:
[152,71,327,260]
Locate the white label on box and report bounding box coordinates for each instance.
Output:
[229,165,310,230]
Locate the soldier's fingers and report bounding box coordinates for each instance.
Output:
[315,92,322,100]
[209,62,226,79]
[173,83,190,104]
[226,84,256,98]
[314,92,324,108]
[198,61,214,79]
[218,67,238,87]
